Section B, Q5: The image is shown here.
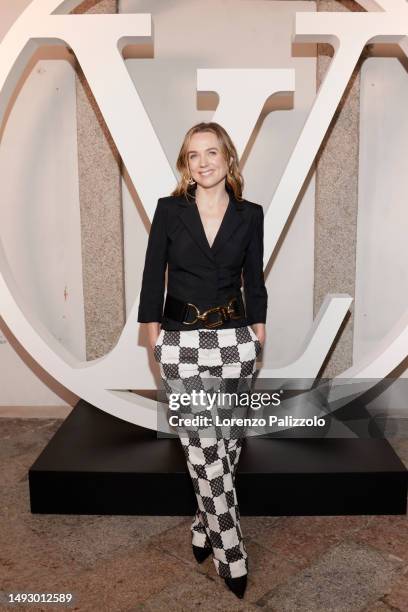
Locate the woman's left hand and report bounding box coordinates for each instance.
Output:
[252,323,265,347]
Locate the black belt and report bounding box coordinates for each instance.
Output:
[163,293,246,328]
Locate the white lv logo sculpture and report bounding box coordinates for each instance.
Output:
[0,0,407,429]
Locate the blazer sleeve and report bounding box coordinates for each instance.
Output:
[242,204,268,325]
[137,198,168,323]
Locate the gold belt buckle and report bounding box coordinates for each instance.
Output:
[227,296,242,320]
[200,306,225,328]
[183,297,241,328]
[183,303,201,326]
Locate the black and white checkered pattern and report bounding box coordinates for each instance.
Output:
[154,325,261,579]
[154,325,261,379]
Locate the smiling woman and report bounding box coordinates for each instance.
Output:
[172,121,244,203]
[137,121,268,600]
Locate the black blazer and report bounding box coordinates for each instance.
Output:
[137,188,268,331]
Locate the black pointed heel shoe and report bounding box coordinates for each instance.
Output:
[224,574,247,599]
[192,544,212,563]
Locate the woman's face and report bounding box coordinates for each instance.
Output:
[186,131,230,190]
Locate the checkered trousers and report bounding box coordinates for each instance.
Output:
[153,325,261,579]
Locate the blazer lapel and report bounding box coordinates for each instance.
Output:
[176,191,245,263]
[211,194,245,255]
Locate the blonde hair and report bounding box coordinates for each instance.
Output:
[171,122,244,201]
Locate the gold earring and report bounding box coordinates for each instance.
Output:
[188,176,195,185]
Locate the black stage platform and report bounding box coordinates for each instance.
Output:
[29,399,407,516]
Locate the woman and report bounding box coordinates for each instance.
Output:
[137,121,267,599]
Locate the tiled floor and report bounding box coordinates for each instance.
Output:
[0,417,407,612]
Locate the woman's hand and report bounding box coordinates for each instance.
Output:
[146,322,161,350]
[252,323,266,347]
